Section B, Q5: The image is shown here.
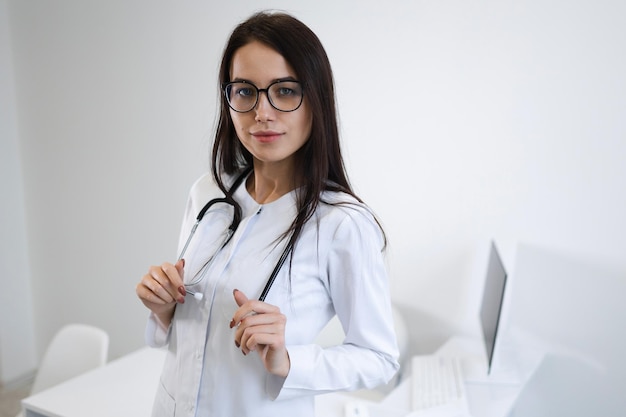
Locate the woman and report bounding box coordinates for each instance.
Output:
[136,11,399,417]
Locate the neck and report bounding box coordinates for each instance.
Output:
[247,163,298,204]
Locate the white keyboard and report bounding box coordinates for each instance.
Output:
[411,355,469,412]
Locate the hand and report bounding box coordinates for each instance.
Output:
[230,289,290,377]
[136,259,186,328]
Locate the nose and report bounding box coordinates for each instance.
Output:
[254,91,274,122]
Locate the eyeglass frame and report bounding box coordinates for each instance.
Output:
[222,79,305,113]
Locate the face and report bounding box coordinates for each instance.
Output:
[229,41,313,171]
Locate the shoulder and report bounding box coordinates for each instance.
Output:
[317,190,384,245]
[188,172,220,206]
[319,190,371,219]
[186,172,239,216]
[188,171,243,198]
[189,172,218,198]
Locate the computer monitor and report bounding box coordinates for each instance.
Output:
[457,240,521,384]
[479,241,508,375]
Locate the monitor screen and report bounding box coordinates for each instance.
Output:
[479,241,508,373]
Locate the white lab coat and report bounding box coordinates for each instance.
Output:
[146,172,399,417]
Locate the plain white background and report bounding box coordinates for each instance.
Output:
[1,0,625,411]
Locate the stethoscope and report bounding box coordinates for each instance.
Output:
[178,168,291,302]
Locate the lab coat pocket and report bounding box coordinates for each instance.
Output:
[152,379,176,416]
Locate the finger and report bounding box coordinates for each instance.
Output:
[239,322,285,351]
[233,289,278,313]
[158,262,185,300]
[243,331,286,355]
[175,258,185,278]
[232,290,279,318]
[143,264,184,304]
[231,302,278,329]
[233,288,249,307]
[136,275,175,305]
[235,313,286,353]
[175,259,186,296]
[230,289,257,328]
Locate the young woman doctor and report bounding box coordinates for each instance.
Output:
[136,11,399,417]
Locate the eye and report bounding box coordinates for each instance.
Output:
[234,86,254,97]
[276,87,295,97]
[271,81,302,98]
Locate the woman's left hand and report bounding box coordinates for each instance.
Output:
[231,289,290,377]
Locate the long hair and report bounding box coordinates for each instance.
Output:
[212,11,384,259]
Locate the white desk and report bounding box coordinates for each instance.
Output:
[321,376,522,417]
[22,345,527,417]
[22,347,163,417]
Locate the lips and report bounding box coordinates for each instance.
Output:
[251,130,283,143]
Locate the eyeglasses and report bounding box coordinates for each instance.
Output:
[223,80,304,113]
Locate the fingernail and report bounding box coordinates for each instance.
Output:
[229,319,235,329]
[178,296,185,304]
[233,288,239,295]
[181,258,185,268]
[242,350,247,356]
[234,340,240,348]
[178,286,186,296]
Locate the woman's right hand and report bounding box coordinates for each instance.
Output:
[136,259,186,328]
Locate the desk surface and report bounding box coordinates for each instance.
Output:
[23,347,163,417]
[22,345,526,417]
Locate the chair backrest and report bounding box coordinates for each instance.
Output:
[30,323,109,394]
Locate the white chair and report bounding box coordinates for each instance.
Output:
[17,323,109,417]
[315,304,409,399]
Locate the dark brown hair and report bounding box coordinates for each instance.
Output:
[212,11,384,259]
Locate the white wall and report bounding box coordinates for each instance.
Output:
[3,0,625,394]
[0,0,37,385]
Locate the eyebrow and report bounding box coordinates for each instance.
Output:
[230,76,299,85]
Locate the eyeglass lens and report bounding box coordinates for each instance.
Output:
[225,81,303,113]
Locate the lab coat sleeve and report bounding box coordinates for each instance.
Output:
[145,312,172,347]
[269,207,400,400]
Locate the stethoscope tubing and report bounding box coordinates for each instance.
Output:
[179,169,290,302]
